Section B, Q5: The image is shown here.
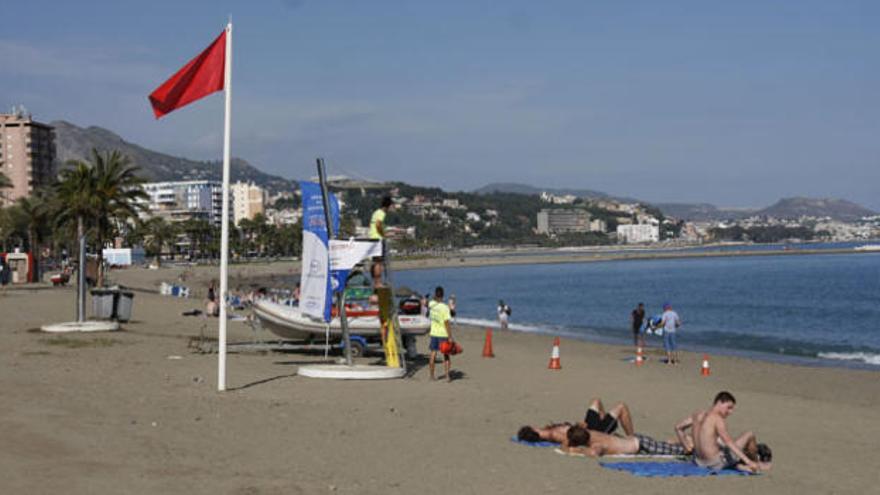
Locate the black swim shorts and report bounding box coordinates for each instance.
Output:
[584,409,618,434]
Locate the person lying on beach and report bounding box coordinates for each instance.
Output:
[583,398,635,436]
[517,422,574,444]
[517,397,635,443]
[676,391,772,473]
[561,425,688,457]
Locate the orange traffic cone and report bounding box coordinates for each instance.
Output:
[482,328,495,358]
[701,354,711,376]
[635,347,645,367]
[548,337,562,370]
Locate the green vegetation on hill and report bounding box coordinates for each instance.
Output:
[337,182,616,249]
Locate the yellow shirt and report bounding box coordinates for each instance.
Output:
[428,300,451,338]
[369,208,386,240]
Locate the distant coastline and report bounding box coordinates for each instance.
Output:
[393,242,880,271]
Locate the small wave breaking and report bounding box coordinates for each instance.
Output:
[454,317,547,334]
[817,352,880,366]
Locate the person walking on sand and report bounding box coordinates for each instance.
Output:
[497,299,510,330]
[369,195,393,288]
[428,286,454,382]
[631,302,646,349]
[660,302,681,364]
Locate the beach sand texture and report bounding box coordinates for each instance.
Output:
[1,265,879,494]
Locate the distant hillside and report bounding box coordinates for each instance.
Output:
[473,182,636,203]
[51,120,294,193]
[655,203,755,221]
[658,198,875,222]
[755,197,875,222]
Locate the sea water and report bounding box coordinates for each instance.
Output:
[392,253,880,369]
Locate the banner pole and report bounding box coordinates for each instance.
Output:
[218,21,233,392]
[317,158,353,366]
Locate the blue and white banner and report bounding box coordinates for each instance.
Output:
[329,239,383,294]
[299,181,339,322]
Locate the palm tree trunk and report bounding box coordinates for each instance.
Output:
[154,235,162,268]
[28,229,38,283]
[76,216,86,322]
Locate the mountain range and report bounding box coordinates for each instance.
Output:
[474,184,875,222]
[473,182,638,203]
[51,121,294,193]
[654,199,876,223]
[50,122,876,222]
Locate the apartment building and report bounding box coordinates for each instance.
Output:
[231,181,266,226]
[139,180,226,226]
[0,109,56,206]
[536,208,592,234]
[616,224,660,244]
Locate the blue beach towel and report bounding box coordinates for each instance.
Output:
[510,436,559,448]
[601,461,754,477]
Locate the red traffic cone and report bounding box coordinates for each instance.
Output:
[701,354,711,376]
[548,337,562,370]
[635,347,645,367]
[482,328,495,358]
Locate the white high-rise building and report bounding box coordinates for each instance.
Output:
[616,224,660,244]
[231,181,266,226]
[139,180,226,226]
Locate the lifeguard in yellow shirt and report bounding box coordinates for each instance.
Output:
[369,195,393,288]
[428,286,454,382]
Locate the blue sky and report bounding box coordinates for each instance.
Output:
[1,1,878,209]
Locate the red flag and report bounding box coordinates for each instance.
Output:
[149,31,226,118]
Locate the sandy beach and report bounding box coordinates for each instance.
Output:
[2,264,879,494]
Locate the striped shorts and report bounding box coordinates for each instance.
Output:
[635,434,687,456]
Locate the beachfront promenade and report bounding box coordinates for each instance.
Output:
[1,264,878,494]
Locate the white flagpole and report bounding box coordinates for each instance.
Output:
[218,20,233,392]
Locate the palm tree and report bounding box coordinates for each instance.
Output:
[142,217,177,267]
[55,160,97,321]
[58,149,146,286]
[15,192,50,281]
[55,149,147,319]
[180,218,213,260]
[90,150,147,285]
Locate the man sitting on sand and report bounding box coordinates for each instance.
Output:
[561,425,689,457]
[517,397,635,443]
[675,391,772,473]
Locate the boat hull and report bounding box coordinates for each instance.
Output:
[252,299,430,341]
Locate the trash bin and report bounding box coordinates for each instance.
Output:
[91,289,115,319]
[116,291,135,322]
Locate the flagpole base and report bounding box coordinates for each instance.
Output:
[297,364,405,380]
[41,321,120,333]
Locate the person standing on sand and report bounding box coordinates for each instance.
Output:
[205,280,219,317]
[497,299,510,330]
[631,302,646,348]
[448,294,457,322]
[428,286,455,382]
[369,195,393,288]
[660,302,681,364]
